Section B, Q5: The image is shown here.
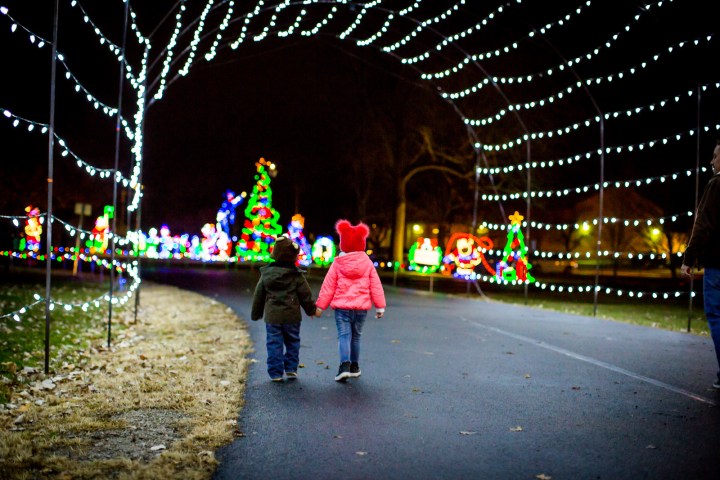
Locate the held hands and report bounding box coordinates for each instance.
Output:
[680,264,693,278]
[314,307,323,318]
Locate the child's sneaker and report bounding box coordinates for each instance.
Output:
[270,377,283,383]
[349,362,361,378]
[335,362,351,382]
[286,372,298,379]
[712,378,720,390]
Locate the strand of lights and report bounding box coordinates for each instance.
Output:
[231,0,265,48]
[58,57,135,140]
[531,250,682,261]
[339,0,382,41]
[382,0,465,53]
[254,0,289,42]
[356,9,393,47]
[179,0,215,76]
[0,299,43,321]
[420,0,580,70]
[481,210,695,233]
[470,33,715,151]
[205,0,234,60]
[278,7,308,38]
[481,164,712,202]
[301,4,337,36]
[480,122,719,174]
[442,0,672,100]
[153,0,187,100]
[469,49,715,145]
[68,1,142,89]
[476,83,719,176]
[425,0,664,79]
[0,6,49,48]
[127,45,150,212]
[127,3,149,46]
[1,107,49,133]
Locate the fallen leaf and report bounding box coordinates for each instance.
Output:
[298,364,305,368]
[315,360,325,365]
[391,340,400,344]
[333,435,343,439]
[150,444,166,451]
[571,386,581,390]
[460,431,477,435]
[536,474,552,480]
[646,444,657,449]
[524,374,532,379]
[355,451,368,456]
[13,414,25,425]
[505,351,514,355]
[411,387,422,393]
[510,426,523,432]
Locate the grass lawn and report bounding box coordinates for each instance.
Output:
[0,271,124,403]
[485,288,708,335]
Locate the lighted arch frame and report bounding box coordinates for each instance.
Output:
[139,1,535,236]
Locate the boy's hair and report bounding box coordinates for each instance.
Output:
[271,236,299,263]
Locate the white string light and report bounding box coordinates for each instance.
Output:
[231,0,265,48]
[205,0,234,61]
[153,0,187,100]
[300,4,336,36]
[382,0,465,53]
[179,0,215,76]
[339,0,382,41]
[481,164,712,202]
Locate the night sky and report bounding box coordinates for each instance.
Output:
[1,0,717,246]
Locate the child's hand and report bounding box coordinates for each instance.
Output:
[375,311,384,319]
[314,307,323,317]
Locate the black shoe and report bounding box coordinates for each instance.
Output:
[349,362,361,378]
[335,362,351,382]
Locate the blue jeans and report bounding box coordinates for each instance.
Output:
[335,309,367,363]
[265,323,301,379]
[705,268,720,380]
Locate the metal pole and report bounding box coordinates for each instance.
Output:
[72,209,84,275]
[44,0,60,375]
[108,0,131,347]
[524,139,531,304]
[688,84,701,332]
[134,44,150,324]
[593,118,606,316]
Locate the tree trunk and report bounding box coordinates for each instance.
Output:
[393,192,406,266]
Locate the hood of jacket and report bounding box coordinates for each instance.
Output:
[331,251,375,279]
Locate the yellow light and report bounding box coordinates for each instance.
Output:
[412,224,422,234]
[652,228,660,236]
[582,223,590,232]
[432,228,439,234]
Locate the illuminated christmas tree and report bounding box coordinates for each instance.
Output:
[496,211,535,283]
[287,213,312,266]
[236,158,281,261]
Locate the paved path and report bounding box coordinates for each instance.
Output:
[144,266,720,479]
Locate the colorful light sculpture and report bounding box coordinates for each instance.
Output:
[443,232,494,279]
[408,237,443,274]
[236,158,281,262]
[24,205,42,252]
[217,189,246,238]
[312,236,336,267]
[496,211,535,283]
[287,213,312,267]
[86,205,113,254]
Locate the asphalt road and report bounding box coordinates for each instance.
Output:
[143,265,720,480]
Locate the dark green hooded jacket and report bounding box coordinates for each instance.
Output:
[251,262,316,324]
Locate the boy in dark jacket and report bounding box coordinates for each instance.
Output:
[252,235,318,382]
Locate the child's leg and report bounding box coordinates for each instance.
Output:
[335,309,352,363]
[282,323,301,373]
[349,310,368,364]
[265,323,285,379]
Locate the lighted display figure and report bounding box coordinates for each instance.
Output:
[443,232,495,279]
[312,236,336,266]
[217,189,247,239]
[237,158,281,262]
[86,206,113,254]
[145,228,161,258]
[24,205,42,252]
[496,211,535,283]
[287,213,312,266]
[408,237,443,273]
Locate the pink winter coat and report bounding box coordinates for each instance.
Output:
[316,252,386,311]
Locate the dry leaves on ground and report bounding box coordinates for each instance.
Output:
[0,282,252,480]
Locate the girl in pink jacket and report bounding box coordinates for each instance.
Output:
[315,220,386,382]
